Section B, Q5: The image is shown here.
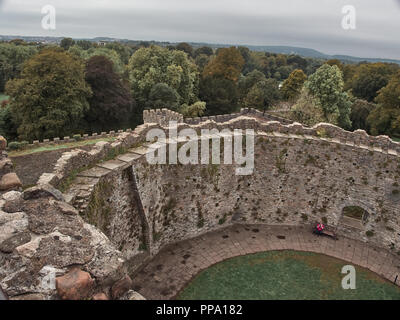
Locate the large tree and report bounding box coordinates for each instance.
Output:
[243,78,281,112]
[179,101,206,118]
[195,54,211,73]
[281,69,307,101]
[304,64,352,129]
[238,69,266,101]
[350,99,376,132]
[69,46,125,75]
[351,63,399,102]
[175,42,194,57]
[238,46,259,75]
[6,49,91,141]
[375,71,400,109]
[147,83,179,111]
[194,46,213,58]
[199,76,239,115]
[367,71,400,137]
[202,47,244,82]
[292,88,325,126]
[0,43,38,92]
[105,42,133,65]
[84,55,133,132]
[60,37,75,50]
[0,104,18,141]
[127,45,199,110]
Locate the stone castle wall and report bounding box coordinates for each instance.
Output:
[60,114,400,276]
[4,109,400,300]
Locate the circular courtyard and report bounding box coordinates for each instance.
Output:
[131,225,400,300]
[177,250,400,300]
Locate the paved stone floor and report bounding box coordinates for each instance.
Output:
[131,224,400,300]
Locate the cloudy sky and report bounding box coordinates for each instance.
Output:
[1,0,400,59]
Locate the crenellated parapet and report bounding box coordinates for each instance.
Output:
[184,108,293,125]
[143,108,184,126]
[37,110,400,193]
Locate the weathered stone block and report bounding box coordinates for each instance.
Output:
[56,268,94,300]
[0,173,22,191]
[0,231,31,253]
[23,184,64,201]
[0,158,13,176]
[2,191,23,213]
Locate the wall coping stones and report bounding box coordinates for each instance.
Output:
[97,160,129,171]
[77,167,111,178]
[289,134,303,139]
[129,146,153,155]
[117,153,142,164]
[273,132,288,138]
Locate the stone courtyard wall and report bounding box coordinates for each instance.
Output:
[63,115,400,274]
[3,109,400,300]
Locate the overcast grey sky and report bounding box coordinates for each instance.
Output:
[1,0,399,59]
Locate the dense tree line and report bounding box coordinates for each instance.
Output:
[0,38,400,142]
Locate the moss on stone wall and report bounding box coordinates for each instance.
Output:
[275,149,287,173]
[85,179,113,231]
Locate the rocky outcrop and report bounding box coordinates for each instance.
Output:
[0,188,130,300]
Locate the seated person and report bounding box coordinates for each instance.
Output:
[314,223,325,235]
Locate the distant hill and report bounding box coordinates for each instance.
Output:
[202,44,400,65]
[1,34,399,65]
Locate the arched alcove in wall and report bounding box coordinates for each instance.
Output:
[339,205,370,230]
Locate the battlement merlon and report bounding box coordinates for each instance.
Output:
[143,108,184,126]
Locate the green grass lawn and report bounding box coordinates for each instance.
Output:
[0,94,9,102]
[8,137,116,157]
[177,251,400,300]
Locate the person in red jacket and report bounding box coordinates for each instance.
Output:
[315,223,325,235]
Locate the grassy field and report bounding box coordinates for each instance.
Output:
[8,137,116,157]
[177,251,400,300]
[0,94,9,102]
